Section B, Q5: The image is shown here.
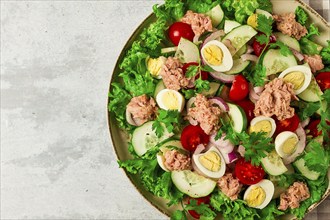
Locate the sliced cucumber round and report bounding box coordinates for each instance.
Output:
[201,82,221,97]
[227,103,247,133]
[273,32,301,52]
[293,158,320,180]
[262,49,297,76]
[175,38,200,63]
[261,151,288,176]
[224,58,250,75]
[222,25,257,55]
[171,170,216,198]
[205,4,224,27]
[132,121,173,156]
[154,80,166,98]
[298,76,323,102]
[224,20,241,34]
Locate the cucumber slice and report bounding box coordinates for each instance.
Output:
[201,82,221,97]
[171,170,216,198]
[262,49,297,76]
[154,80,165,98]
[224,58,250,75]
[293,158,320,180]
[255,9,273,19]
[224,20,241,34]
[233,44,247,59]
[261,151,288,176]
[227,103,247,133]
[222,25,257,55]
[273,32,301,52]
[175,38,200,63]
[132,121,173,156]
[298,76,323,102]
[206,5,224,27]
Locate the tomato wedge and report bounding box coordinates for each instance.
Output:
[229,75,249,101]
[235,99,255,124]
[252,34,276,57]
[187,196,211,219]
[180,125,209,152]
[315,72,330,91]
[274,113,300,135]
[234,158,265,185]
[182,62,208,80]
[168,22,195,46]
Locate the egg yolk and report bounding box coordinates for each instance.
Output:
[246,186,266,207]
[161,91,179,110]
[283,71,305,90]
[147,57,163,77]
[281,136,298,155]
[249,120,272,135]
[247,14,258,29]
[199,151,221,172]
[203,45,223,66]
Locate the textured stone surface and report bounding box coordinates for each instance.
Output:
[0,0,328,219]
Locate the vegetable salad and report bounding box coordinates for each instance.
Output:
[108,0,330,219]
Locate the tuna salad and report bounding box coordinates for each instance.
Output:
[109,1,330,220]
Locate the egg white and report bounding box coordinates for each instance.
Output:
[243,179,275,209]
[201,40,233,72]
[249,116,276,137]
[156,89,185,112]
[278,65,312,95]
[275,131,299,158]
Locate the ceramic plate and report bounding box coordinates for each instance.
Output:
[108,0,330,218]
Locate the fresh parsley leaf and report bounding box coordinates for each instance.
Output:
[303,140,329,173]
[181,89,196,99]
[318,90,330,145]
[320,40,330,65]
[200,65,215,73]
[185,65,199,78]
[295,6,308,25]
[269,41,291,56]
[195,78,210,93]
[171,210,187,220]
[243,63,267,87]
[297,101,320,121]
[256,14,273,42]
[153,109,182,138]
[255,34,269,45]
[305,23,320,39]
[185,200,217,220]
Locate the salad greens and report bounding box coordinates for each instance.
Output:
[109,0,330,219]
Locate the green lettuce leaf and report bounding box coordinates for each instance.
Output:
[232,0,259,24]
[186,0,221,13]
[300,37,322,55]
[259,201,285,220]
[321,40,330,65]
[295,6,308,25]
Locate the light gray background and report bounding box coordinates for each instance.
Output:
[0,0,328,219]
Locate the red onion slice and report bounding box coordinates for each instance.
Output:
[193,144,206,155]
[254,86,264,94]
[249,83,260,102]
[283,124,306,164]
[222,39,237,55]
[210,71,235,83]
[237,145,246,157]
[246,45,254,54]
[209,97,230,112]
[193,35,201,44]
[301,117,310,128]
[125,109,138,126]
[202,30,225,47]
[186,97,196,110]
[290,48,304,61]
[221,150,238,164]
[210,133,234,153]
[241,54,258,62]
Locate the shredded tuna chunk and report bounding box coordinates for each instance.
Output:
[187,94,222,135]
[273,13,307,40]
[126,94,158,126]
[217,173,242,201]
[254,78,298,121]
[304,54,324,73]
[278,182,310,211]
[181,10,213,36]
[160,57,189,91]
[164,150,191,171]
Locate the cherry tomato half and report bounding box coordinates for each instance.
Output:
[235,99,255,124]
[306,119,322,138]
[229,75,249,101]
[187,196,211,219]
[168,22,195,46]
[180,125,209,152]
[315,72,330,91]
[252,34,276,57]
[182,62,208,80]
[274,113,300,136]
[235,158,265,185]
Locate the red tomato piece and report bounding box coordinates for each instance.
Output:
[187,196,211,219]
[182,62,208,80]
[315,72,330,91]
[235,99,255,124]
[229,75,249,101]
[180,125,209,152]
[168,22,195,46]
[234,158,265,185]
[252,34,276,57]
[306,119,322,138]
[274,113,300,135]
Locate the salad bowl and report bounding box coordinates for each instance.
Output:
[108,0,330,219]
